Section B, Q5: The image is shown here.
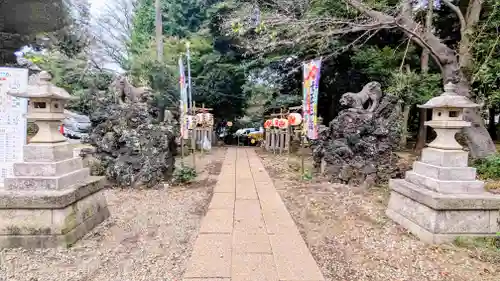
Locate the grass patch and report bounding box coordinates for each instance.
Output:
[454,236,500,249]
[453,236,500,264]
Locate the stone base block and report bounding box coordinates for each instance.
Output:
[420,147,469,167]
[405,171,484,194]
[386,179,500,244]
[13,157,84,177]
[413,161,476,181]
[5,168,90,190]
[0,177,109,248]
[23,142,74,162]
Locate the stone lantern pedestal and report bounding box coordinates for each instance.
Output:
[386,83,500,244]
[0,72,109,248]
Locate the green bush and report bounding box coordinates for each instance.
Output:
[473,154,500,180]
[27,122,38,137]
[173,166,197,184]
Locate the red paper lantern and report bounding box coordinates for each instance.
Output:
[272,118,279,127]
[288,113,302,126]
[264,119,272,129]
[277,118,288,128]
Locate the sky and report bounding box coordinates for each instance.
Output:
[89,0,106,17]
[88,0,124,72]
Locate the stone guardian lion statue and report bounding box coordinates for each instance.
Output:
[110,75,152,104]
[339,81,383,112]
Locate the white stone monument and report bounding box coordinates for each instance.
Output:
[386,83,500,244]
[0,67,28,184]
[0,71,109,248]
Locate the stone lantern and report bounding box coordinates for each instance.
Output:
[0,72,110,248]
[418,82,479,150]
[10,71,69,143]
[385,82,500,244]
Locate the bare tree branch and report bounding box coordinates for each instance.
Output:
[442,0,467,34]
[90,0,136,68]
[343,0,464,85]
[224,0,496,157]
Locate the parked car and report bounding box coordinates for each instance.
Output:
[61,110,91,139]
[233,128,258,145]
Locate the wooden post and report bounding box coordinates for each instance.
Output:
[265,129,271,151]
[279,129,284,154]
[180,137,184,167]
[279,109,283,154]
[271,130,275,154]
[286,126,290,154]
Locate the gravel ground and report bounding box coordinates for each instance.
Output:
[258,151,500,281]
[0,149,225,281]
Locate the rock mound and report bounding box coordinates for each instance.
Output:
[313,83,407,185]
[86,90,177,188]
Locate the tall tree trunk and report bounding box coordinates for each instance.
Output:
[344,0,497,158]
[155,0,164,122]
[400,104,411,149]
[414,108,428,153]
[415,0,433,153]
[489,107,497,141]
[451,68,495,158]
[458,0,484,78]
[420,0,433,73]
[155,0,163,62]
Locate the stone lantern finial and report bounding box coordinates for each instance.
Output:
[38,71,51,81]
[443,82,456,96]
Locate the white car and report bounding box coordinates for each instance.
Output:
[62,110,91,139]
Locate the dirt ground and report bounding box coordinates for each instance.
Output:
[257,150,500,281]
[0,148,226,281]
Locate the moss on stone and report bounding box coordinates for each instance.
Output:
[61,207,78,234]
[6,226,21,235]
[82,207,94,221]
[26,227,51,235]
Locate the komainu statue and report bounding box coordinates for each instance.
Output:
[339,81,383,112]
[313,81,408,187]
[110,75,153,104]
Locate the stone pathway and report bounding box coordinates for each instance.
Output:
[183,147,325,281]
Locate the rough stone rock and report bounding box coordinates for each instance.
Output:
[313,82,406,185]
[86,90,177,188]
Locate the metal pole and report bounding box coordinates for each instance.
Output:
[191,102,196,170]
[186,41,192,113]
[191,129,196,170]
[180,137,184,166]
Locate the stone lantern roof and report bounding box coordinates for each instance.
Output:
[8,71,72,100]
[418,83,479,109]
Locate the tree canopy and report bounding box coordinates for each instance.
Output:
[22,0,499,157]
[204,0,499,157]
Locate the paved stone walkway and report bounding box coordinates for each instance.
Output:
[183,147,325,281]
